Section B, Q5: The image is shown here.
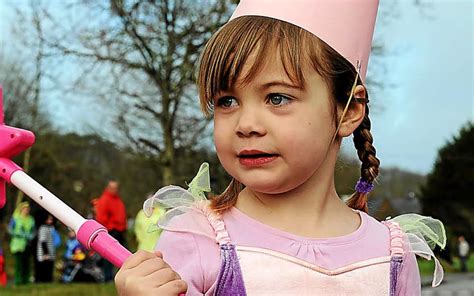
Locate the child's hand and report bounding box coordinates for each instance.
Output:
[115,250,187,296]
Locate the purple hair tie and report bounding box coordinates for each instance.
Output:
[355,178,374,194]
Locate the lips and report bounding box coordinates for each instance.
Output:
[238,150,279,167]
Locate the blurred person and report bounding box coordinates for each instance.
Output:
[134,194,166,252]
[61,229,91,283]
[0,245,6,287]
[64,229,81,260]
[95,180,127,282]
[36,214,56,282]
[7,202,35,285]
[458,235,470,272]
[86,198,98,220]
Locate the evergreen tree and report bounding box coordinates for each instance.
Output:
[421,122,474,241]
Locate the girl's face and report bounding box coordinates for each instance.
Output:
[20,206,30,216]
[214,51,336,194]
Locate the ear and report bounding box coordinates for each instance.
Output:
[337,85,366,138]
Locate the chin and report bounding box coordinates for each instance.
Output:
[236,175,293,195]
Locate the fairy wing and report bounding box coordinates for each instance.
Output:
[388,214,446,287]
[142,163,218,241]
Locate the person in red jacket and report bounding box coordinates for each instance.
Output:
[95,180,127,281]
[0,246,6,287]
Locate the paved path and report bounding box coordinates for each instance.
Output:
[422,273,474,296]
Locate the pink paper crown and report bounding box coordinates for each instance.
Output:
[230,0,379,82]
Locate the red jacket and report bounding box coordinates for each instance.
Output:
[0,254,6,287]
[95,190,127,232]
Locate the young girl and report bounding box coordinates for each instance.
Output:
[115,1,445,295]
[36,214,56,282]
[8,202,35,285]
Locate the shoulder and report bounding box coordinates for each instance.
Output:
[361,211,389,232]
[135,210,145,220]
[359,211,391,248]
[39,225,50,233]
[363,213,422,294]
[95,197,107,208]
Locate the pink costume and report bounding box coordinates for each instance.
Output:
[157,204,421,295]
[145,164,445,295]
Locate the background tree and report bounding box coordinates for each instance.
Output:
[421,122,474,242]
[37,0,234,185]
[0,47,54,216]
[335,154,425,200]
[0,53,51,132]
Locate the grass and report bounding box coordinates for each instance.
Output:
[0,283,117,296]
[0,224,138,295]
[418,254,474,275]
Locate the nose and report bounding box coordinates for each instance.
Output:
[235,106,266,137]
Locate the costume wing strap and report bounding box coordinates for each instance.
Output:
[390,214,446,287]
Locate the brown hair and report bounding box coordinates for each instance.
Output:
[197,16,380,213]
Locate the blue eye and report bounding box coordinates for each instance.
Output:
[216,96,238,108]
[267,94,292,106]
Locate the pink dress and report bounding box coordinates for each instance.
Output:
[156,203,423,295]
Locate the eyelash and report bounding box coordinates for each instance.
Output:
[265,93,293,107]
[215,96,238,108]
[215,93,293,108]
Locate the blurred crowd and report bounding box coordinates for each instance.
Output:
[0,180,164,287]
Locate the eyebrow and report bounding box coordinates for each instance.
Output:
[260,81,303,90]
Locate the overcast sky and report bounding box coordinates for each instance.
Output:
[1,0,473,175]
[343,0,473,174]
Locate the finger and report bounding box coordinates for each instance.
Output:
[155,279,188,295]
[121,250,157,269]
[154,250,164,259]
[145,267,181,287]
[129,257,170,277]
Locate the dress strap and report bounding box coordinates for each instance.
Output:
[383,220,404,257]
[197,202,231,245]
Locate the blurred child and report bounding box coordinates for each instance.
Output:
[134,195,165,252]
[8,202,35,285]
[458,235,470,272]
[36,214,56,282]
[64,229,81,260]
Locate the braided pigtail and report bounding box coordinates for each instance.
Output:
[346,105,380,213]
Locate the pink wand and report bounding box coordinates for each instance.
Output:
[0,86,132,267]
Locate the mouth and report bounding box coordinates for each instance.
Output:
[238,149,278,158]
[238,150,279,167]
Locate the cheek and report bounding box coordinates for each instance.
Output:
[213,118,234,167]
[213,119,228,151]
[278,111,334,164]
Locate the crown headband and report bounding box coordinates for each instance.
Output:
[229,0,380,82]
